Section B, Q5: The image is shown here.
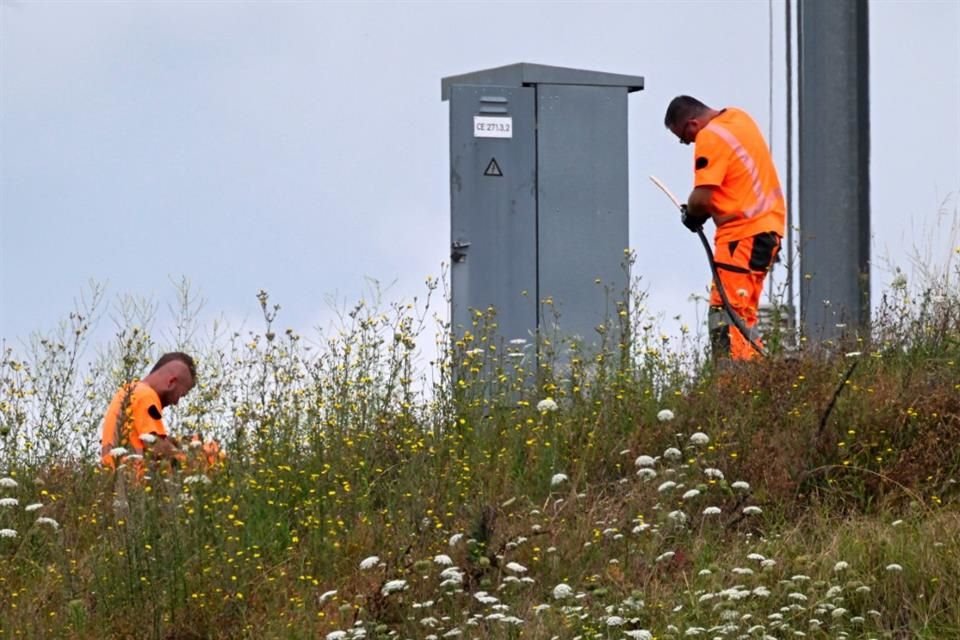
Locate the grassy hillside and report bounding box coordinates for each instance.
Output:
[1,277,958,640]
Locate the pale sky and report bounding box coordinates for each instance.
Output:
[2,0,958,349]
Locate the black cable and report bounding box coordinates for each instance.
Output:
[695,227,768,357]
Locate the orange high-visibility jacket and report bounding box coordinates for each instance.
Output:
[100,381,167,466]
[693,108,786,244]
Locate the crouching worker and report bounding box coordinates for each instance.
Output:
[100,352,197,475]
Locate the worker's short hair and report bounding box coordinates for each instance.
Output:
[150,352,197,381]
[664,95,711,128]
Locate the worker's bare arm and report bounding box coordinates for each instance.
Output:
[685,186,716,220]
[148,436,182,459]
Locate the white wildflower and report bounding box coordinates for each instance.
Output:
[833,561,849,572]
[732,567,754,575]
[682,489,700,500]
[326,631,347,640]
[761,559,777,569]
[668,510,687,523]
[635,455,656,468]
[140,433,157,444]
[742,506,763,515]
[0,477,17,489]
[439,566,463,580]
[550,473,568,487]
[731,480,750,491]
[509,338,527,345]
[636,468,657,480]
[183,474,211,485]
[359,555,381,570]
[885,563,903,572]
[698,569,712,576]
[532,604,550,613]
[656,551,676,563]
[704,468,724,479]
[753,586,771,597]
[689,432,709,445]
[552,583,573,600]
[0,497,18,508]
[657,409,675,422]
[657,480,677,493]
[433,554,453,566]
[0,529,16,538]
[624,631,653,640]
[381,579,407,595]
[605,615,625,626]
[891,519,904,527]
[25,503,43,512]
[747,553,766,561]
[505,562,527,573]
[703,506,722,515]
[36,517,59,530]
[449,533,464,547]
[318,590,337,604]
[537,397,558,412]
[663,447,682,461]
[109,447,128,458]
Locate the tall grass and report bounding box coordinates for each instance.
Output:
[1,258,959,639]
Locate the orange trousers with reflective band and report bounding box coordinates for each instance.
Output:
[708,232,781,361]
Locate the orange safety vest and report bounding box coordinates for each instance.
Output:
[693,107,786,244]
[100,381,168,467]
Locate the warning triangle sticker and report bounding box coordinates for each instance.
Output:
[483,158,503,177]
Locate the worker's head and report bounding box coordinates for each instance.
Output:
[664,95,712,145]
[147,352,196,407]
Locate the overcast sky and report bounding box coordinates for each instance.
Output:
[1,0,958,352]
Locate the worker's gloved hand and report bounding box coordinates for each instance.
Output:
[680,204,707,233]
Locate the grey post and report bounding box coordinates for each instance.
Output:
[798,0,871,346]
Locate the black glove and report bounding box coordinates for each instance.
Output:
[680,204,707,233]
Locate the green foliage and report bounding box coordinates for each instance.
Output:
[1,261,960,639]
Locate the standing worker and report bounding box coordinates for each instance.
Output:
[664,95,786,361]
[100,352,196,469]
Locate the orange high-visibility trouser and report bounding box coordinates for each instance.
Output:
[708,232,781,361]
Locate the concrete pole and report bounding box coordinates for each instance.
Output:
[798,0,871,346]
